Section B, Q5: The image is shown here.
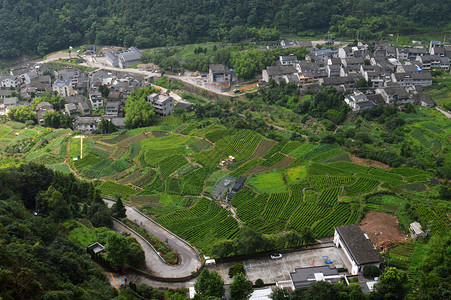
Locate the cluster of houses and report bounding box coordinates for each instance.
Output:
[262,40,450,112]
[0,63,176,133]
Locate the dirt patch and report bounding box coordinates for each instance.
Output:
[350,155,391,170]
[359,211,409,252]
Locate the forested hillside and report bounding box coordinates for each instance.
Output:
[0,0,450,59]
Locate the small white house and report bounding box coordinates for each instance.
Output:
[334,224,380,275]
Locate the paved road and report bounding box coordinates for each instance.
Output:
[104,199,202,278]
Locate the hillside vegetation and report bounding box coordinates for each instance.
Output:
[0,0,450,59]
[1,97,449,256]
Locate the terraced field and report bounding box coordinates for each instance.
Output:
[0,119,448,256]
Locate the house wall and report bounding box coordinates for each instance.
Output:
[334,231,359,275]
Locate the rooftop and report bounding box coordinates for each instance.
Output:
[335,224,380,265]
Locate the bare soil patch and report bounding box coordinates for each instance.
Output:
[350,155,391,170]
[359,211,409,252]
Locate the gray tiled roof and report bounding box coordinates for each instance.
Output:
[335,224,380,265]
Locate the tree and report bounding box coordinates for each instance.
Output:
[99,85,110,98]
[111,198,126,219]
[124,87,156,129]
[229,273,253,300]
[7,106,36,123]
[43,110,72,128]
[255,279,264,288]
[229,264,245,278]
[300,227,315,244]
[194,269,225,299]
[97,118,118,134]
[371,267,409,300]
[302,281,338,300]
[211,240,236,258]
[107,233,130,270]
[270,288,290,300]
[126,236,145,269]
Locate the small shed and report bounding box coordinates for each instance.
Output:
[231,177,246,193]
[409,222,427,239]
[87,242,105,254]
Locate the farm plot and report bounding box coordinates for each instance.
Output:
[279,185,305,220]
[312,204,354,237]
[181,167,216,196]
[272,156,296,169]
[263,140,287,159]
[388,243,415,269]
[247,171,287,193]
[226,130,263,161]
[192,130,262,167]
[317,187,341,207]
[234,193,269,226]
[344,178,379,196]
[98,181,137,198]
[101,132,131,145]
[159,155,189,178]
[250,139,278,158]
[285,166,307,184]
[413,204,450,236]
[261,152,285,167]
[261,192,289,223]
[287,202,330,232]
[230,158,263,177]
[189,139,212,153]
[205,129,236,143]
[309,175,355,191]
[142,134,197,166]
[117,132,149,147]
[156,198,239,253]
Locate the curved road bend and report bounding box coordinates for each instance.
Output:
[104,199,202,278]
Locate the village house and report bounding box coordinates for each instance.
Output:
[0,75,20,88]
[279,55,297,66]
[416,55,441,70]
[35,101,54,125]
[396,47,428,61]
[53,79,76,97]
[106,47,142,68]
[146,93,174,117]
[0,89,13,99]
[344,90,376,112]
[319,76,357,91]
[3,97,18,111]
[326,64,340,77]
[105,101,121,117]
[262,65,297,82]
[89,90,104,110]
[208,64,233,84]
[412,93,435,107]
[64,103,80,116]
[74,116,101,133]
[307,49,339,65]
[391,72,433,87]
[334,224,381,275]
[376,86,411,104]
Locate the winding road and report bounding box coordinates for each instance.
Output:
[104,199,202,279]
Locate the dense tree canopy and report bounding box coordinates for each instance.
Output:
[124,86,156,129]
[0,0,449,58]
